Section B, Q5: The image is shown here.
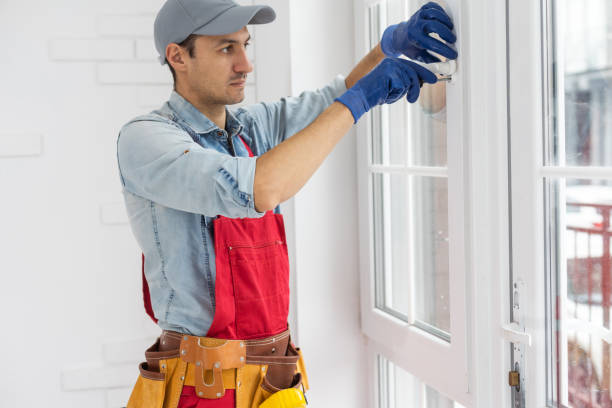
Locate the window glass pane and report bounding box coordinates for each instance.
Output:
[368,0,448,167]
[369,1,407,167]
[547,178,612,405]
[378,355,465,408]
[414,176,450,334]
[411,81,448,167]
[549,0,612,166]
[408,0,448,168]
[545,0,612,404]
[372,173,450,335]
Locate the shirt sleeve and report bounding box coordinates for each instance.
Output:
[116,118,266,218]
[241,74,348,150]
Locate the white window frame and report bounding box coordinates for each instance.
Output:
[355,0,513,406]
[507,0,549,405]
[509,0,612,406]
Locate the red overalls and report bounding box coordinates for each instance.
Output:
[139,136,293,408]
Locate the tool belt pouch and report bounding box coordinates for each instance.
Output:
[127,338,183,408]
[251,341,307,408]
[128,362,166,408]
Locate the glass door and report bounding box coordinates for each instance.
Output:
[509,0,612,406]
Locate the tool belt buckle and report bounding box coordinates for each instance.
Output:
[179,335,247,399]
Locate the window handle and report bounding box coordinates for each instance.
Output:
[501,322,532,346]
[412,60,457,78]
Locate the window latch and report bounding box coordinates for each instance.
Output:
[501,322,532,346]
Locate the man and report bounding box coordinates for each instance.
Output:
[116,1,457,407]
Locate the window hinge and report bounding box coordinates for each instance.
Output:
[508,368,520,391]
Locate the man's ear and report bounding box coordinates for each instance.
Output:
[166,43,187,73]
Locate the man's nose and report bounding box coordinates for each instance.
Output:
[234,46,253,74]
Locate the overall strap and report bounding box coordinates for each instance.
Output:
[238,135,255,157]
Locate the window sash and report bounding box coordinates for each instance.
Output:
[356,0,470,404]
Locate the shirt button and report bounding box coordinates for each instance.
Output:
[217,131,223,136]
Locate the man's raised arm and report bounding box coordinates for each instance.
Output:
[252,2,457,212]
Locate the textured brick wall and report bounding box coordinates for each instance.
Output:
[0,0,260,407]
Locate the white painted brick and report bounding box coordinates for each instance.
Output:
[97,62,172,85]
[137,86,172,108]
[0,133,43,158]
[97,15,155,37]
[102,337,157,364]
[135,39,158,61]
[106,387,132,408]
[100,202,129,225]
[100,0,165,15]
[136,40,254,63]
[61,363,138,391]
[49,39,134,61]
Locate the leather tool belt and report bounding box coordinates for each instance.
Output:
[141,328,306,400]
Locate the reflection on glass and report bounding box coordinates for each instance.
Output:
[369,2,384,165]
[369,1,408,166]
[550,0,612,166]
[378,355,464,408]
[410,79,448,167]
[549,178,612,406]
[368,0,448,167]
[372,173,450,335]
[546,0,612,405]
[414,176,450,334]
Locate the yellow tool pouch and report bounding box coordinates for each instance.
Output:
[127,336,188,408]
[127,329,309,408]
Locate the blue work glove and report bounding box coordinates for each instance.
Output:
[381,2,457,63]
[335,58,437,123]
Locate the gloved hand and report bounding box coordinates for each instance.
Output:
[381,2,457,63]
[335,57,437,123]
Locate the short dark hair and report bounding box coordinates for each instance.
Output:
[166,34,199,88]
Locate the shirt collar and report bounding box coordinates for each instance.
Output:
[167,90,243,137]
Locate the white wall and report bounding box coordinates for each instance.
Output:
[0,0,365,407]
[288,1,368,408]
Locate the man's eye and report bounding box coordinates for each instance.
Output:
[245,42,251,48]
[222,46,232,53]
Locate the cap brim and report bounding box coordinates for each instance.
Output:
[193,5,276,36]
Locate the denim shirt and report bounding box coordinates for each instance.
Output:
[116,75,347,336]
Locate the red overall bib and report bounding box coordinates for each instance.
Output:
[141,136,291,408]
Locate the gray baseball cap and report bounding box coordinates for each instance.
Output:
[154,0,276,64]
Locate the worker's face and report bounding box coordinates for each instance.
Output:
[182,27,253,105]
